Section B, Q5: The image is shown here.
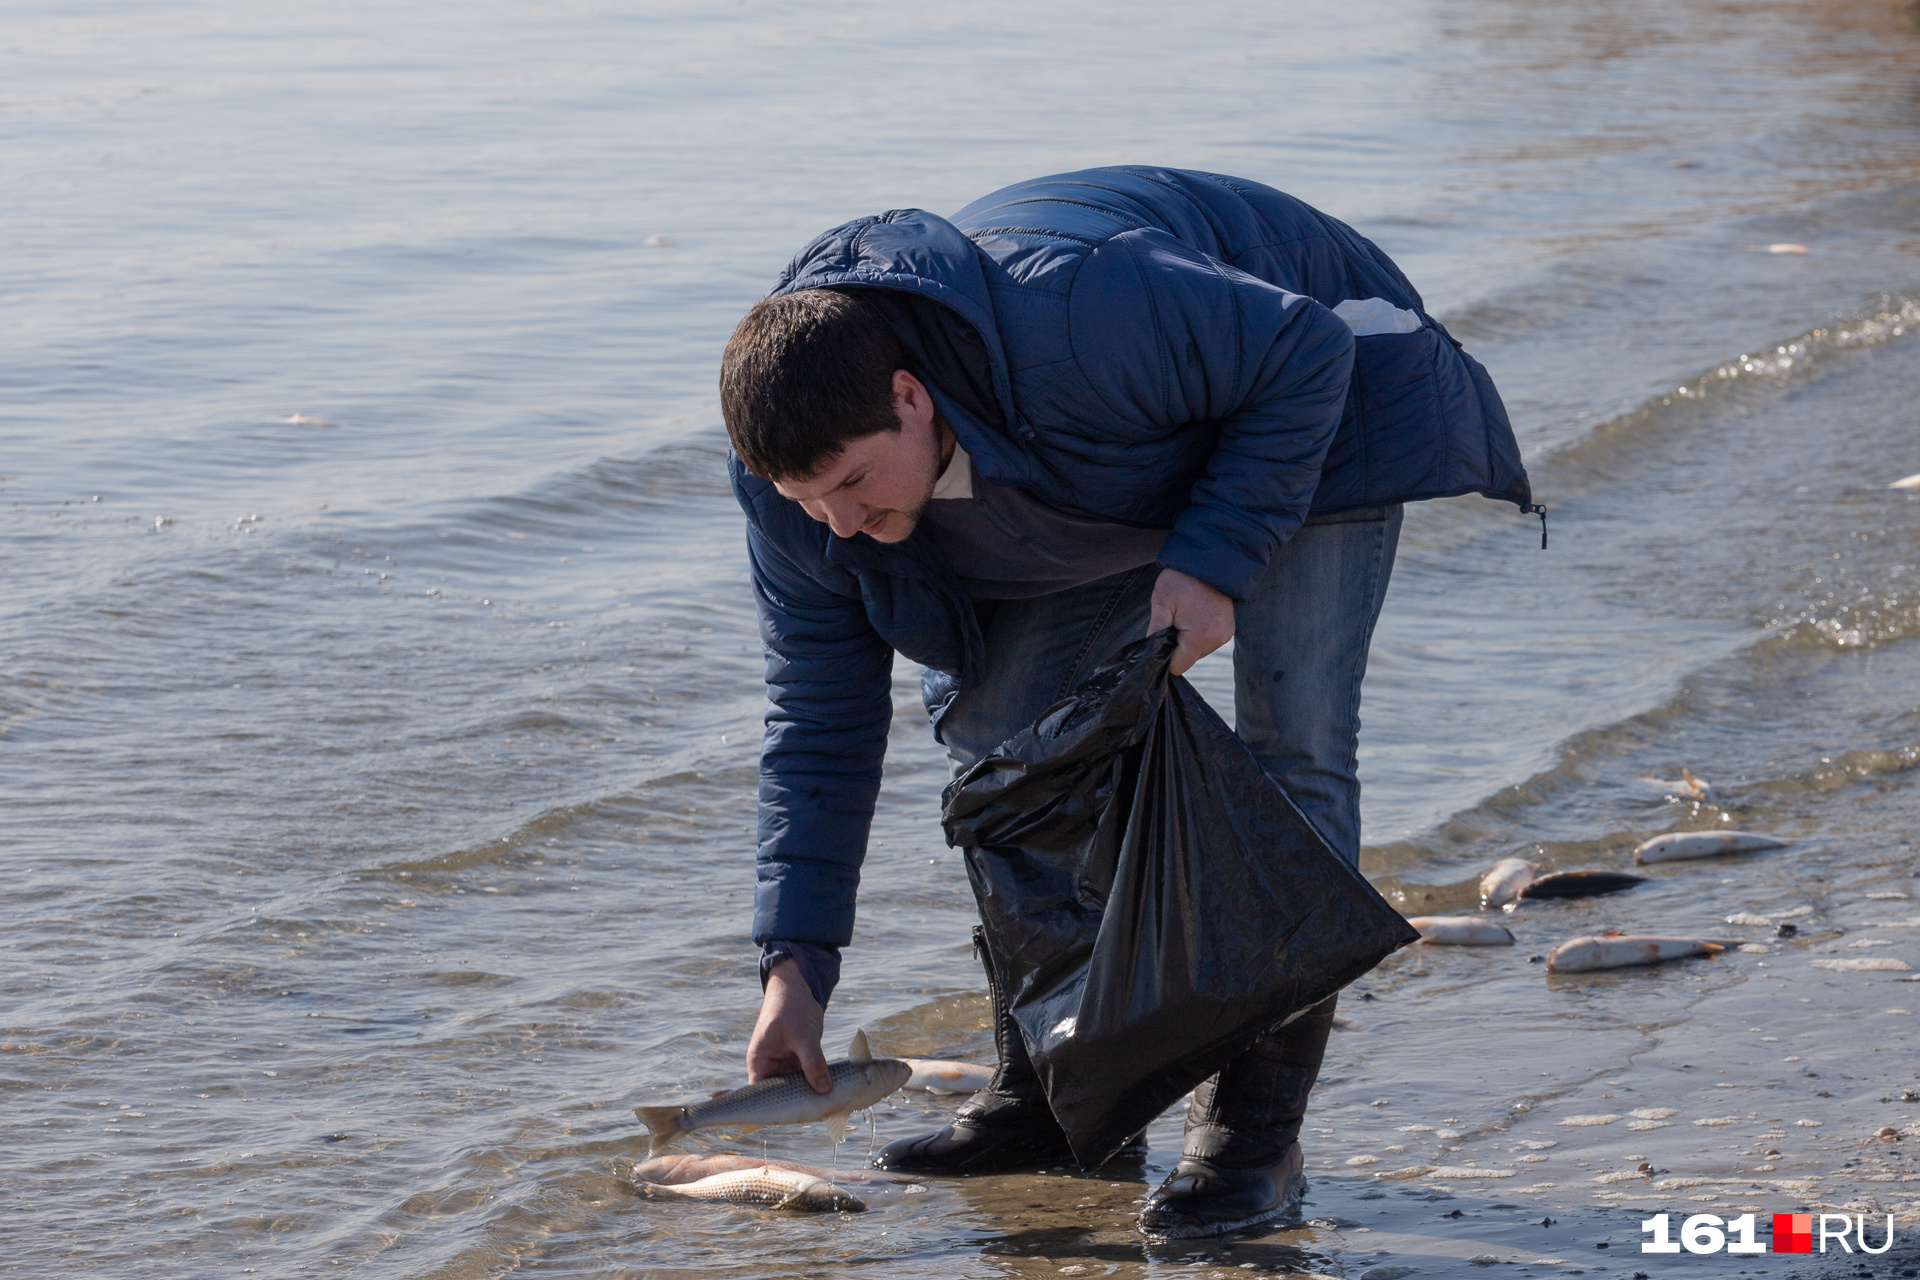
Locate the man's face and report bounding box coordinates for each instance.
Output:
[773,370,946,544]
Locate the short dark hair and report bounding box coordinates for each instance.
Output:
[720,289,907,480]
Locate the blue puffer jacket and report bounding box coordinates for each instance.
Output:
[733,166,1533,950]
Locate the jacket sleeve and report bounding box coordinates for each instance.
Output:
[744,518,894,949]
[1067,227,1356,599]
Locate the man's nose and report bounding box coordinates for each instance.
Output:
[805,497,867,538]
[821,510,867,537]
[825,506,868,538]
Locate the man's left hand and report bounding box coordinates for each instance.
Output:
[1147,567,1236,676]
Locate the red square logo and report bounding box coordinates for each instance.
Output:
[1772,1213,1813,1254]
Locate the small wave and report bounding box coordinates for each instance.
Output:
[1361,619,1920,877]
[1688,298,1917,393]
[1775,609,1920,652]
[1553,291,1920,481]
[1741,740,1920,800]
[376,759,758,877]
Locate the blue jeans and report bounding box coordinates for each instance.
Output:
[934,506,1403,867]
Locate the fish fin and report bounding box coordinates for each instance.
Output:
[827,1111,850,1144]
[1701,942,1725,957]
[708,1089,730,1099]
[848,1028,872,1064]
[633,1106,685,1154]
[735,1123,762,1134]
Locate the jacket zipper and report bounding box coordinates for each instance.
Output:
[1522,503,1548,549]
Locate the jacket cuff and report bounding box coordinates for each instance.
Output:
[759,940,842,1010]
[1156,533,1268,602]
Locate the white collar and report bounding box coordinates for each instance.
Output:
[931,439,973,500]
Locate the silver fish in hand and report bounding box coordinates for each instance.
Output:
[634,1029,910,1153]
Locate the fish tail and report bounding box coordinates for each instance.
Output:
[633,1105,686,1153]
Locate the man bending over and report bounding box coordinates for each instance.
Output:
[719,166,1535,1237]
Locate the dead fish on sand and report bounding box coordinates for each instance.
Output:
[1634,831,1788,864]
[1547,933,1725,973]
[1407,916,1515,946]
[634,1029,910,1153]
[1638,767,1710,800]
[902,1059,993,1094]
[633,1156,866,1213]
[1482,859,1644,908]
[1480,857,1537,908]
[1520,870,1648,900]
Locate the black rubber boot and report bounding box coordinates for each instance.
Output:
[874,927,1135,1174]
[1137,993,1337,1238]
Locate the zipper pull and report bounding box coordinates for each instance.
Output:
[1523,503,1548,549]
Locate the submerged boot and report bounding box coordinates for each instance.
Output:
[873,928,1124,1174]
[1137,994,1338,1238]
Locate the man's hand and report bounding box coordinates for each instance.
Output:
[746,957,831,1093]
[1148,567,1236,676]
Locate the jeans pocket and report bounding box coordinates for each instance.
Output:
[1056,565,1157,700]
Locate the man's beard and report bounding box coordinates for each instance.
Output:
[869,439,941,542]
[891,493,932,540]
[864,418,944,545]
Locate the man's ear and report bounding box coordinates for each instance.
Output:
[891,369,934,428]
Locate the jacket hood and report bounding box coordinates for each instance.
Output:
[769,210,1032,482]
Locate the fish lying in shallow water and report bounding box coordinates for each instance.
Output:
[1634,831,1787,864]
[1481,860,1645,909]
[633,1029,910,1154]
[1406,916,1515,946]
[1638,767,1711,800]
[1546,933,1725,972]
[1480,858,1537,909]
[1520,870,1648,900]
[902,1059,993,1094]
[632,1156,866,1212]
[633,1152,842,1184]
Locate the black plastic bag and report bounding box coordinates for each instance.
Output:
[942,630,1419,1168]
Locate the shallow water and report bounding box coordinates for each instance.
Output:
[6,0,1920,1275]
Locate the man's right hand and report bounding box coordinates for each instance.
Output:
[746,957,832,1094]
